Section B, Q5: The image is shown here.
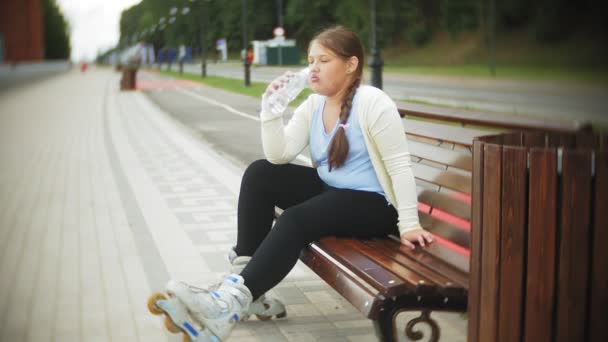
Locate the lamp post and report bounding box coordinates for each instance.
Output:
[201,3,208,78]
[277,0,283,66]
[167,15,176,71]
[242,0,250,86]
[177,7,190,74]
[191,0,210,78]
[369,0,383,89]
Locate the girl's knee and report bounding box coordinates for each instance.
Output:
[241,159,274,188]
[243,159,273,182]
[274,208,309,239]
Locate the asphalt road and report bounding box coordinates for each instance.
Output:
[178,62,607,125]
[140,76,311,170]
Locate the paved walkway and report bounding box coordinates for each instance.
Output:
[0,68,466,341]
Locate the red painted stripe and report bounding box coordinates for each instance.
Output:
[430,208,471,231]
[433,235,470,256]
[136,79,201,90]
[418,202,431,214]
[418,202,470,232]
[451,192,472,204]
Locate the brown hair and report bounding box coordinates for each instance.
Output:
[310,26,364,171]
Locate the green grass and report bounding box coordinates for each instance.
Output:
[377,30,608,85]
[159,69,314,105]
[381,64,608,84]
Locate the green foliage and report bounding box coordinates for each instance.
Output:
[113,0,607,61]
[407,24,432,47]
[42,0,71,59]
[532,0,572,42]
[441,0,478,34]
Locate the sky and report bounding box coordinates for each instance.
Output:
[56,0,142,61]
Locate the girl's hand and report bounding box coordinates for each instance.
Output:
[400,229,434,250]
[261,71,294,115]
[263,71,294,97]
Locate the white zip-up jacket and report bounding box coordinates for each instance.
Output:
[261,85,422,234]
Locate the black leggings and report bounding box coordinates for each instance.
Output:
[235,159,398,300]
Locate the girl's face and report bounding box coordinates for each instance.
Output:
[307,41,356,98]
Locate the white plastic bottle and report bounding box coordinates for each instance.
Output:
[266,67,310,115]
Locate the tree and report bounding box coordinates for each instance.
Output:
[42,0,71,59]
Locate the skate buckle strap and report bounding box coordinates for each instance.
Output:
[182,322,199,337]
[225,286,245,298]
[226,275,240,283]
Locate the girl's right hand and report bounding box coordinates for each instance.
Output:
[263,71,294,97]
[400,229,434,250]
[261,71,294,114]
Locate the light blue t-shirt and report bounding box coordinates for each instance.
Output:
[309,95,386,198]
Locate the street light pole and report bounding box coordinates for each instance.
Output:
[277,0,283,66]
[369,0,383,89]
[201,0,208,77]
[242,0,250,86]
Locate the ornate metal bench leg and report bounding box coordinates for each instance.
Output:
[373,308,441,342]
[373,307,398,341]
[405,310,440,342]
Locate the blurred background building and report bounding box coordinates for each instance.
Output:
[0,0,45,63]
[0,0,70,64]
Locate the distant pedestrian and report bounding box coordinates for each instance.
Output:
[246,49,254,65]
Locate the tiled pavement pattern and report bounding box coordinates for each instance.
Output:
[0,69,466,341]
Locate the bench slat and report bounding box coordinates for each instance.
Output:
[417,186,471,221]
[478,144,502,342]
[555,150,593,341]
[409,140,473,172]
[525,149,558,342]
[419,237,470,274]
[412,162,472,196]
[419,212,470,249]
[316,238,423,297]
[300,243,382,319]
[343,240,445,293]
[497,146,527,342]
[589,151,608,342]
[363,239,468,289]
[468,140,485,342]
[404,118,488,147]
[397,101,580,132]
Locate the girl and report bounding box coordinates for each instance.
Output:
[166,25,433,341]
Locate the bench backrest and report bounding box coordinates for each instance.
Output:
[399,105,588,277]
[402,117,482,275]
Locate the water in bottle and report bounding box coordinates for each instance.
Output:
[266,67,310,115]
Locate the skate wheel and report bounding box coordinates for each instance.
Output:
[164,316,181,334]
[256,314,272,321]
[147,292,167,315]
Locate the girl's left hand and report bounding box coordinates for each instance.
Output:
[400,229,434,250]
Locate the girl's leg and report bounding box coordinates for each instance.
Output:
[240,187,399,300]
[235,159,324,256]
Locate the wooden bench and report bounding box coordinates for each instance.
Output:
[293,104,586,341]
